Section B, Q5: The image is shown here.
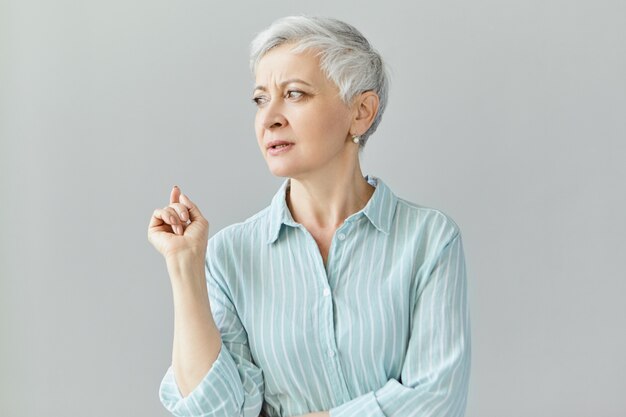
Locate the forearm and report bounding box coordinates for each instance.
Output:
[168,256,222,397]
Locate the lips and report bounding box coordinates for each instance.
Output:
[266,140,294,150]
[266,140,294,156]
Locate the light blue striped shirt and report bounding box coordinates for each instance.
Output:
[160,176,470,417]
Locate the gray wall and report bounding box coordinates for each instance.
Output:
[1,0,624,416]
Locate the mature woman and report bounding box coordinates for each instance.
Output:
[148,16,470,417]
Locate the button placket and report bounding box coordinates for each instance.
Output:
[298,225,346,401]
[321,225,353,400]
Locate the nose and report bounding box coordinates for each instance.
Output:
[260,100,288,130]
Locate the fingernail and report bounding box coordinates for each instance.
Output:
[174,185,179,190]
[170,215,176,224]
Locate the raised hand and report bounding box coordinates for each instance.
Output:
[149,187,221,397]
[148,186,209,262]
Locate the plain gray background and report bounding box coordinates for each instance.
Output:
[1,0,625,416]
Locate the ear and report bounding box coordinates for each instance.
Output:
[350,91,380,136]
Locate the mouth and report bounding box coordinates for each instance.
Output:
[266,140,294,155]
[266,140,294,150]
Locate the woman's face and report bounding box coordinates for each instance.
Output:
[253,43,356,179]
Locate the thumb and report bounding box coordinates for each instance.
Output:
[180,193,205,222]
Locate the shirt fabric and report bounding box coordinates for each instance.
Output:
[159,175,471,417]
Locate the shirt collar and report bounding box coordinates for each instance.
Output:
[360,175,397,235]
[266,175,397,244]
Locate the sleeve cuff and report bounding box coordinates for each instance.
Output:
[330,391,386,417]
[159,344,244,417]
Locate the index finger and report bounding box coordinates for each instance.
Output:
[170,185,181,204]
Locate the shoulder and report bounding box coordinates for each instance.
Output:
[365,176,463,255]
[207,205,272,255]
[395,197,460,237]
[389,195,463,261]
[369,176,460,242]
[389,197,466,279]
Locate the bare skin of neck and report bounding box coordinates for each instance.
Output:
[286,156,375,266]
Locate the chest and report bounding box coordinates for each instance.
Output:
[306,227,334,266]
[225,224,422,396]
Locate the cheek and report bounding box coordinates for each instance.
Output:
[297,106,349,140]
[316,106,351,139]
[254,113,264,143]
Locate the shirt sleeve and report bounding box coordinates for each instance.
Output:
[158,239,265,417]
[330,232,471,417]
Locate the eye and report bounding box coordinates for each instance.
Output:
[286,90,304,100]
[252,95,269,106]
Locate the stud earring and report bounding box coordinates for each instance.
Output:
[352,135,361,144]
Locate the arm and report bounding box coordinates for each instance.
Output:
[168,253,222,397]
[150,187,264,417]
[328,233,471,417]
[149,186,220,395]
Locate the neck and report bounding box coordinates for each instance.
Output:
[287,159,375,230]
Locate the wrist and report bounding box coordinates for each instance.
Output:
[165,253,206,285]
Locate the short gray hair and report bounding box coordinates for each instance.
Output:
[250,16,390,147]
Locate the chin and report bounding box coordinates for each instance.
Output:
[265,160,305,179]
[267,165,295,178]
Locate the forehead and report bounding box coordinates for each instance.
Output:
[255,43,328,87]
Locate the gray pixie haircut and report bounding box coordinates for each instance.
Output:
[250,16,390,147]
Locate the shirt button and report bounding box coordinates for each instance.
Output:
[337,233,346,241]
[328,350,336,358]
[323,288,331,297]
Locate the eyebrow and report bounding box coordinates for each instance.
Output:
[253,78,313,93]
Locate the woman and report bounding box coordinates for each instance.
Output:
[148,16,470,417]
